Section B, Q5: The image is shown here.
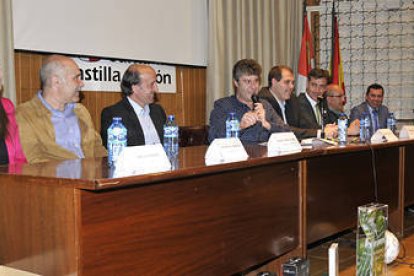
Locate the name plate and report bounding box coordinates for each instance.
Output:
[205,138,248,165]
[113,144,171,177]
[399,125,414,139]
[371,128,398,144]
[268,132,302,157]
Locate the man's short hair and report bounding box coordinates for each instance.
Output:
[40,55,67,89]
[267,65,293,87]
[366,83,384,96]
[307,68,330,82]
[232,59,262,82]
[120,64,143,96]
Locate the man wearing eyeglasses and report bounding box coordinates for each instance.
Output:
[326,84,346,120]
[208,59,289,143]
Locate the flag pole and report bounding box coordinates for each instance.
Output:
[331,0,335,75]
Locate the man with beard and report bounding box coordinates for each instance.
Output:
[16,54,106,163]
[101,64,166,147]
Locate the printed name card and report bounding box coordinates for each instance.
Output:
[113,144,171,177]
[267,132,302,157]
[399,125,414,140]
[205,138,248,165]
[371,129,399,144]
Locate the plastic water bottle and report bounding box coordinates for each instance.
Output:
[364,113,371,141]
[387,112,396,134]
[225,112,240,138]
[338,113,348,147]
[163,115,179,154]
[107,117,127,166]
[359,112,366,143]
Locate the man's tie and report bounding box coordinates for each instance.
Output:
[372,108,379,133]
[315,102,322,125]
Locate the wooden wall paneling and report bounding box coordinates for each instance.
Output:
[14,52,42,104]
[181,66,206,126]
[14,53,21,101]
[13,51,207,131]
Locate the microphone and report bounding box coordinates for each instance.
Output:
[317,96,327,138]
[251,95,259,110]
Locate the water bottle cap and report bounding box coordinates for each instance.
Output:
[168,114,175,120]
[113,117,122,121]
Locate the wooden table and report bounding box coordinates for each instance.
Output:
[0,145,302,276]
[1,139,413,275]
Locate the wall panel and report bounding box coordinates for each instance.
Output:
[14,51,207,132]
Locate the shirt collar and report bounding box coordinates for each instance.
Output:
[269,87,285,107]
[37,91,75,116]
[305,92,317,107]
[127,96,149,115]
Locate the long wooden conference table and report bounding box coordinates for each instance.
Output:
[0,139,413,275]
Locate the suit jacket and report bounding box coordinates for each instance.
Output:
[349,102,389,134]
[100,97,166,147]
[1,97,27,164]
[258,88,317,139]
[297,93,320,129]
[16,95,107,164]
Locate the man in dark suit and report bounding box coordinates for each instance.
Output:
[100,64,166,148]
[326,84,359,135]
[261,66,336,138]
[326,84,346,123]
[297,68,333,129]
[349,83,389,135]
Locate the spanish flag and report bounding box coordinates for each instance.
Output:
[296,13,315,95]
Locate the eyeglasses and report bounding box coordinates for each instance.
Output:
[239,77,260,86]
[327,95,345,98]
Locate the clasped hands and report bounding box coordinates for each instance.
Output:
[323,119,360,139]
[240,103,271,130]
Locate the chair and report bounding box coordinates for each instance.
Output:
[179,125,209,147]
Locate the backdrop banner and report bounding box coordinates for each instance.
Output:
[74,57,176,93]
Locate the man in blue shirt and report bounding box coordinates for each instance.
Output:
[208,59,289,143]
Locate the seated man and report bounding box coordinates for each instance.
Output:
[297,68,335,128]
[325,84,346,122]
[326,84,359,135]
[101,64,166,147]
[208,59,289,143]
[16,54,106,163]
[349,83,389,134]
[259,65,336,139]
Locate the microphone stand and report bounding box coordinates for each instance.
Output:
[318,96,327,139]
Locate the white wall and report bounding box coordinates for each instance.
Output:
[12,0,208,66]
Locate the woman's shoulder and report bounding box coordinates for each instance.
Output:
[1,97,15,113]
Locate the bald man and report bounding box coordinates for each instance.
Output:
[326,84,346,121]
[325,84,359,135]
[100,64,166,147]
[16,54,106,163]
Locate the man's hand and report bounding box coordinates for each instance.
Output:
[240,111,259,129]
[348,119,360,136]
[253,103,271,130]
[324,124,338,139]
